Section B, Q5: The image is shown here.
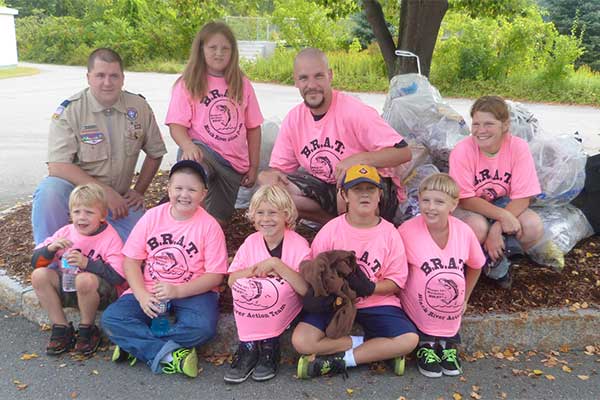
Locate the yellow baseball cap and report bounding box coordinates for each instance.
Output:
[342,164,382,190]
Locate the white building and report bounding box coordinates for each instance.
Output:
[0,7,18,68]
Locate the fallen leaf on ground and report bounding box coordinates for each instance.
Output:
[20,353,39,361]
[533,369,543,375]
[545,374,556,380]
[91,369,99,375]
[472,386,480,392]
[453,393,463,400]
[40,323,51,331]
[578,375,590,380]
[470,392,481,400]
[559,344,570,353]
[70,391,78,398]
[459,376,467,382]
[346,388,354,395]
[13,380,28,390]
[562,365,572,373]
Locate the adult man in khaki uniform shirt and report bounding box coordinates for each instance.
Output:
[32,48,167,244]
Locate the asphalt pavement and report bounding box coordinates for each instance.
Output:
[1,306,599,400]
[0,63,599,210]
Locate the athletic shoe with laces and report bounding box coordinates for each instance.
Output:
[438,346,463,376]
[224,342,259,384]
[162,347,198,378]
[252,339,280,381]
[416,344,442,378]
[75,324,101,356]
[111,345,137,366]
[46,322,76,355]
[297,353,347,379]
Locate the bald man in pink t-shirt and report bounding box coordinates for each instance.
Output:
[258,48,412,225]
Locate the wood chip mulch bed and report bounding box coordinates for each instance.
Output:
[1,171,598,315]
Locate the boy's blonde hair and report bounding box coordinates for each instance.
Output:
[247,185,298,230]
[418,173,460,200]
[68,183,108,216]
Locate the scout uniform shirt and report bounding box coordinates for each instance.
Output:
[48,88,167,195]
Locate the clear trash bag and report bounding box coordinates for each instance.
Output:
[529,134,587,206]
[506,100,540,142]
[383,74,469,173]
[394,164,440,225]
[526,204,594,271]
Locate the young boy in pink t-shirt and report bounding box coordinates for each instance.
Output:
[225,185,310,384]
[101,160,228,378]
[398,173,485,378]
[449,96,543,288]
[166,22,264,226]
[31,183,125,356]
[292,164,418,379]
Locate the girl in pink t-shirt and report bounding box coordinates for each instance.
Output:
[166,22,264,226]
[225,185,309,384]
[31,183,125,357]
[293,164,418,380]
[449,96,543,287]
[399,173,485,378]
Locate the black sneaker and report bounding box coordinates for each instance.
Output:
[415,344,442,378]
[75,324,101,356]
[224,342,259,384]
[438,345,463,376]
[46,322,76,355]
[252,339,280,381]
[297,353,347,379]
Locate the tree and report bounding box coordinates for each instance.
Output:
[362,0,448,79]
[542,0,600,71]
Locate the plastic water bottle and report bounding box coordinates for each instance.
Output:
[61,258,77,292]
[150,301,170,336]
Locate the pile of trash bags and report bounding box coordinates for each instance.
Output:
[381,73,593,271]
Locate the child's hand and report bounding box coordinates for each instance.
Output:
[64,250,88,270]
[153,282,179,301]
[48,238,72,253]
[181,142,204,163]
[484,228,505,261]
[252,258,279,278]
[241,166,258,188]
[138,291,161,318]
[499,211,522,237]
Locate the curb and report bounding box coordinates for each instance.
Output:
[0,271,598,354]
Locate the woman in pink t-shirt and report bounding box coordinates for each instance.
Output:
[225,185,309,384]
[399,173,485,378]
[449,96,543,287]
[166,22,264,226]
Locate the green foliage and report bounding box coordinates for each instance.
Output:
[449,0,536,18]
[271,0,350,50]
[432,7,584,84]
[542,0,600,71]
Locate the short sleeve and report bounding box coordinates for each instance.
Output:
[202,220,228,274]
[165,79,193,128]
[122,213,150,260]
[465,228,485,269]
[354,103,404,151]
[243,79,264,130]
[228,239,250,273]
[47,113,78,163]
[508,139,541,199]
[449,140,477,199]
[379,229,409,289]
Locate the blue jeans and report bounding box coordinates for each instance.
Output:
[101,292,218,373]
[31,176,144,244]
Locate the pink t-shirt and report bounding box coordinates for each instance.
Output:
[398,215,485,337]
[122,203,228,294]
[449,134,541,202]
[269,90,406,200]
[228,230,310,341]
[37,223,126,294]
[165,75,264,173]
[310,214,408,309]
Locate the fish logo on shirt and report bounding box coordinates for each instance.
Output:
[232,278,280,311]
[424,272,463,314]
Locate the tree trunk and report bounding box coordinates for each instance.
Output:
[363,0,448,79]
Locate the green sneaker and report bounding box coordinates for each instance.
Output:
[297,353,347,379]
[162,347,198,378]
[439,347,463,376]
[392,356,405,376]
[111,345,137,366]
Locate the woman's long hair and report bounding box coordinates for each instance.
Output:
[180,21,244,104]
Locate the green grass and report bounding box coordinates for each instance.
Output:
[128,60,186,74]
[0,66,39,79]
